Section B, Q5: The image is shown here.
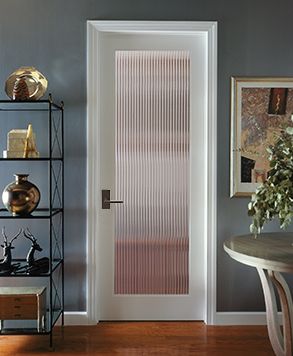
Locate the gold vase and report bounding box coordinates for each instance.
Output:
[2,174,40,216]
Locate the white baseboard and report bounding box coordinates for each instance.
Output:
[58,311,282,326]
[56,312,96,326]
[215,312,282,325]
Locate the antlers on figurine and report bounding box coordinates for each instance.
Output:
[0,227,49,275]
[0,227,22,275]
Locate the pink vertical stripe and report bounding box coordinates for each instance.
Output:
[114,51,190,294]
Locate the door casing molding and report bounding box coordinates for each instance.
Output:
[86,21,217,324]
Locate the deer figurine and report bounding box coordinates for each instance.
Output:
[0,227,22,275]
[23,228,49,274]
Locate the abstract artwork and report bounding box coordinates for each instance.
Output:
[230,77,293,197]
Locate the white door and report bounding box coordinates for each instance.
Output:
[87,22,217,322]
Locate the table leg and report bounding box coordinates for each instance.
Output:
[257,268,293,356]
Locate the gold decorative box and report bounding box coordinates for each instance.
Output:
[0,286,46,332]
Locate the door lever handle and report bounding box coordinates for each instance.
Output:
[102,189,123,209]
[104,199,124,204]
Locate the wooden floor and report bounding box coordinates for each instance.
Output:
[0,322,274,355]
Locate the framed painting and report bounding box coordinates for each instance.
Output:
[230,77,293,197]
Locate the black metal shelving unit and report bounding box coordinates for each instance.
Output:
[0,96,64,347]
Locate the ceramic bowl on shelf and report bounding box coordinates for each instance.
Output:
[5,66,48,101]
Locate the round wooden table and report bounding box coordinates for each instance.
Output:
[224,233,293,356]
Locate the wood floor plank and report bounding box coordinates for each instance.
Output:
[0,322,274,355]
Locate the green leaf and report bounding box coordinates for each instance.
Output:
[248,125,293,235]
[250,223,260,236]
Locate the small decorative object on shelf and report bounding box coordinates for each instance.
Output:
[2,174,40,216]
[3,124,39,158]
[12,77,30,101]
[0,227,22,275]
[5,66,48,101]
[23,228,49,274]
[0,286,47,332]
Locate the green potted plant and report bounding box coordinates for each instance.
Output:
[248,118,293,236]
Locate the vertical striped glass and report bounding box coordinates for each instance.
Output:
[115,51,190,294]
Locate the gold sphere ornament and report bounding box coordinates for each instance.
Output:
[5,67,48,101]
[2,174,40,216]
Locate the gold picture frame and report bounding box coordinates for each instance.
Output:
[230,77,293,197]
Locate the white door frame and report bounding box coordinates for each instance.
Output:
[86,21,217,325]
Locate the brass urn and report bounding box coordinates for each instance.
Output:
[2,174,40,216]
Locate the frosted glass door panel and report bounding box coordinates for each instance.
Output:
[115,51,190,295]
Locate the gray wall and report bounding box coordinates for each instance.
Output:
[0,0,292,312]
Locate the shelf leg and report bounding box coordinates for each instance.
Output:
[49,330,53,349]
